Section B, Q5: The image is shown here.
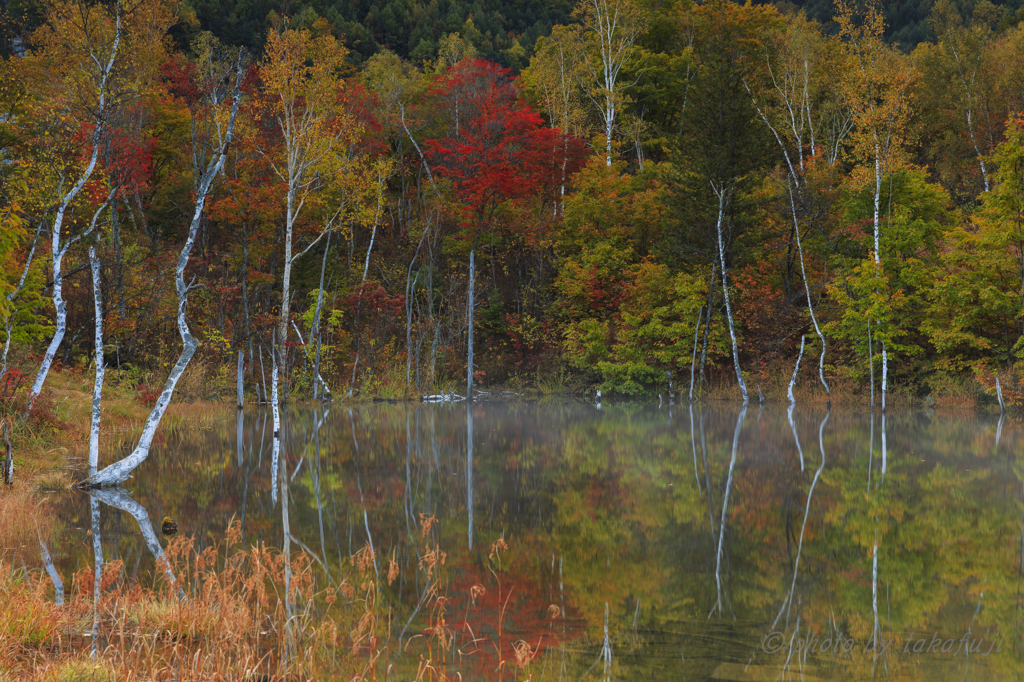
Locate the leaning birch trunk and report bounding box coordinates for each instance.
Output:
[79,58,244,488]
[26,10,122,414]
[89,246,104,473]
[996,375,1006,415]
[712,184,748,404]
[787,335,805,404]
[467,250,475,402]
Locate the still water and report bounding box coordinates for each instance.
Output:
[51,400,1022,680]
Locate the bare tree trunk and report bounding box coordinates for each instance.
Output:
[89,246,105,474]
[241,234,253,368]
[788,335,805,405]
[271,330,281,507]
[467,250,475,401]
[881,340,888,413]
[699,261,716,388]
[80,56,244,488]
[237,351,244,408]
[996,375,1006,414]
[689,306,702,403]
[712,184,748,405]
[868,323,875,410]
[312,230,331,401]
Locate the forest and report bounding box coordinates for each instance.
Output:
[2,0,1024,415]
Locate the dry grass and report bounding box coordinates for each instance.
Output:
[0,510,543,682]
[0,481,54,560]
[0,520,362,681]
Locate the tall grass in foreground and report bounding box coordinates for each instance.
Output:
[0,515,547,681]
[0,520,356,681]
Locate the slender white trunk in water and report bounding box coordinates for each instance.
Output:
[467,401,473,550]
[689,306,702,403]
[86,488,183,598]
[271,334,281,507]
[710,405,746,618]
[881,340,888,413]
[868,323,875,410]
[788,402,804,472]
[712,184,748,404]
[787,335,805,404]
[89,497,102,656]
[27,11,122,413]
[89,247,104,473]
[467,250,475,401]
[80,58,244,488]
[774,411,828,629]
[996,376,1006,414]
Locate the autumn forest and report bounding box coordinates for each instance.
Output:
[2,0,1024,411]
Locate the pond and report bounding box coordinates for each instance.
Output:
[48,400,1022,680]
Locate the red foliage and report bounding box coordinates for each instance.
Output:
[425,60,586,233]
[134,384,161,407]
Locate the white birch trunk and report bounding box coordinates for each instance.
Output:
[27,10,122,413]
[80,57,244,488]
[271,334,281,507]
[881,340,888,413]
[996,375,1006,414]
[787,335,805,404]
[712,184,748,405]
[89,246,104,474]
[236,348,244,405]
[467,250,475,401]
[689,306,702,403]
[788,402,804,472]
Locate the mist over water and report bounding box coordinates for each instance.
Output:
[51,401,1022,680]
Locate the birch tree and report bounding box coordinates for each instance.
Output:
[837,0,914,408]
[748,16,852,400]
[573,0,647,166]
[260,24,354,379]
[25,1,123,414]
[80,54,244,488]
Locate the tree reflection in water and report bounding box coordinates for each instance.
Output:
[46,401,1022,680]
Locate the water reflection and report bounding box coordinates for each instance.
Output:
[48,401,1023,680]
